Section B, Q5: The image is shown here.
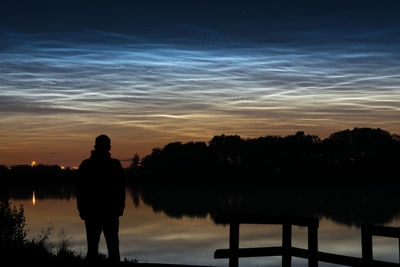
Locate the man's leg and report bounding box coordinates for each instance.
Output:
[103,217,120,262]
[84,219,102,261]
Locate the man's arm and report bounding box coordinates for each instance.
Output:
[115,160,126,216]
[76,160,89,220]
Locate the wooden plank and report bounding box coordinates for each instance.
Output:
[311,250,362,266]
[214,247,283,259]
[215,214,318,227]
[282,223,292,267]
[308,224,318,267]
[368,225,400,238]
[215,247,400,266]
[294,248,400,267]
[214,218,400,266]
[362,224,373,265]
[292,248,363,266]
[229,222,239,267]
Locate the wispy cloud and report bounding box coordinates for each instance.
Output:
[1,29,400,165]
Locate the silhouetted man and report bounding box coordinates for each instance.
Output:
[77,135,126,262]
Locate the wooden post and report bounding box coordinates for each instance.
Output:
[282,222,292,267]
[229,222,239,267]
[361,224,373,266]
[308,223,318,267]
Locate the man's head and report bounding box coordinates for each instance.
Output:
[95,135,111,152]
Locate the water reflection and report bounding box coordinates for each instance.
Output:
[6,184,400,266]
[133,184,400,227]
[2,184,75,201]
[5,183,400,227]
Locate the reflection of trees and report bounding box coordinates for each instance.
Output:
[5,183,400,227]
[1,185,76,201]
[132,184,400,227]
[0,165,77,200]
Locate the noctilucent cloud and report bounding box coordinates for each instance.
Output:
[1,1,400,166]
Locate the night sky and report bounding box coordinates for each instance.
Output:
[1,0,400,167]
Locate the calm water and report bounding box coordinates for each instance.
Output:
[9,186,400,266]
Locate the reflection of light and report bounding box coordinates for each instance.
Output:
[31,161,36,167]
[32,191,36,206]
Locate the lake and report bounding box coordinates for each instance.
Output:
[9,184,400,266]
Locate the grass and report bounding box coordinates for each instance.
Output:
[1,200,216,267]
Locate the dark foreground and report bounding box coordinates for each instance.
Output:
[1,199,217,267]
[4,249,218,267]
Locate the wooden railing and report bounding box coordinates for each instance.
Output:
[362,224,400,266]
[214,214,400,267]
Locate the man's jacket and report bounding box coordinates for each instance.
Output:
[77,150,126,220]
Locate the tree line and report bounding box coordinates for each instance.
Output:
[0,164,76,186]
[129,128,400,183]
[1,127,399,185]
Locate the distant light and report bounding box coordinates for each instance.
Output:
[32,191,36,206]
[31,161,37,167]
[61,166,65,170]
[72,166,78,170]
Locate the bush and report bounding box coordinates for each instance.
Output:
[0,200,26,246]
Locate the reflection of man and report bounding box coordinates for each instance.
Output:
[77,135,126,262]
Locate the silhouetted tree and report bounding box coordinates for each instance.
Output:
[127,153,143,182]
[209,134,244,166]
[3,128,399,185]
[2,165,76,186]
[322,128,398,179]
[140,142,210,182]
[130,153,141,169]
[135,128,400,183]
[0,165,9,184]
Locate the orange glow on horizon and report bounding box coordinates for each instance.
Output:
[0,125,398,168]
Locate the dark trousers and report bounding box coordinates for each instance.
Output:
[84,217,120,262]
